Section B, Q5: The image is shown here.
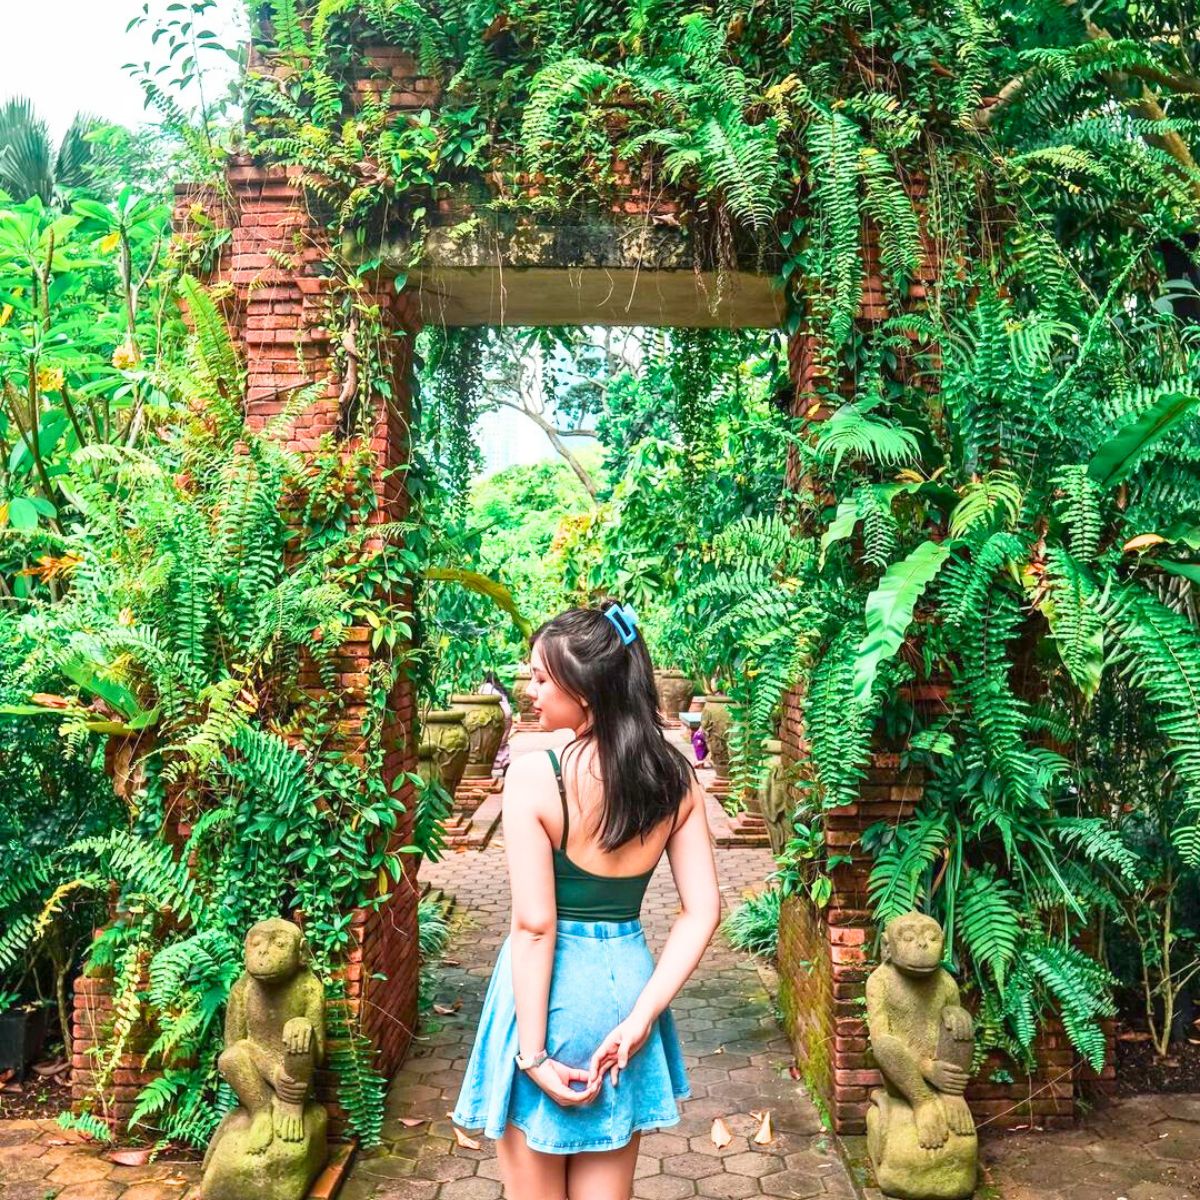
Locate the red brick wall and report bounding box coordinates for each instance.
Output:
[777,894,834,1124]
[772,716,1108,1132]
[71,147,422,1136]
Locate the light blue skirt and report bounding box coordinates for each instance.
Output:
[451,917,691,1153]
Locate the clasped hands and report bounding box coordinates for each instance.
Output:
[523,1010,654,1107]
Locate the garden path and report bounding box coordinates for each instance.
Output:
[341,729,857,1200]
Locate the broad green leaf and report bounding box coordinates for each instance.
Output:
[423,567,532,641]
[853,540,952,703]
[70,199,118,227]
[1088,391,1200,489]
[7,496,38,531]
[819,497,860,561]
[1158,560,1200,586]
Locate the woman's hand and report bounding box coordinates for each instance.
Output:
[588,1010,654,1087]
[525,1057,602,1107]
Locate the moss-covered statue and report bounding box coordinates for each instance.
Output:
[201,919,329,1200]
[866,912,977,1200]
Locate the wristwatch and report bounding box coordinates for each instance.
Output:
[515,1048,548,1071]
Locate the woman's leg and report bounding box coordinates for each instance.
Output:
[565,1132,641,1200]
[497,1124,568,1200]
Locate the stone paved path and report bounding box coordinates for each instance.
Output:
[0,1123,199,1199]
[343,777,857,1200]
[977,1092,1200,1200]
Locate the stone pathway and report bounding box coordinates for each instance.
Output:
[977,1092,1200,1200]
[0,1123,199,1199]
[344,835,856,1200]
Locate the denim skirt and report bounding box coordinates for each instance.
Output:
[451,917,691,1153]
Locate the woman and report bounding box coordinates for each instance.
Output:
[452,602,721,1199]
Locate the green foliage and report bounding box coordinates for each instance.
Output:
[4,283,416,1145]
[0,98,109,206]
[721,887,783,960]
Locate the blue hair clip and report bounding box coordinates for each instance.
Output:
[603,602,639,646]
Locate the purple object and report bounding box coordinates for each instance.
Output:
[691,728,708,764]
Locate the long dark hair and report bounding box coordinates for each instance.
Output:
[533,602,692,851]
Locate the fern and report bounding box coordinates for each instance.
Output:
[957,868,1022,990]
[866,807,950,924]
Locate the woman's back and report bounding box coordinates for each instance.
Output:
[546,743,687,924]
[548,741,684,880]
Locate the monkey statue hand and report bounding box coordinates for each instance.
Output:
[282,1017,314,1056]
[923,1056,969,1096]
[272,1064,309,1104]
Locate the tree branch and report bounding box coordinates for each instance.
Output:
[493,398,598,498]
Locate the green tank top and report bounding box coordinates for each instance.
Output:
[548,748,660,922]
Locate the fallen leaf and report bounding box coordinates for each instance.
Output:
[752,1110,774,1145]
[710,1117,733,1149]
[433,1002,461,1016]
[788,1065,801,1080]
[399,1117,426,1127]
[107,1148,153,1166]
[453,1126,482,1150]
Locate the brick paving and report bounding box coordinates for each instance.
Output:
[0,1123,199,1199]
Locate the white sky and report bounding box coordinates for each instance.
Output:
[0,0,247,138]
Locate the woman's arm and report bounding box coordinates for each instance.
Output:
[632,779,721,1021]
[589,778,720,1082]
[502,754,599,1105]
[502,754,558,1062]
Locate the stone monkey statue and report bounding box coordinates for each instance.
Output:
[201,919,329,1200]
[866,912,977,1200]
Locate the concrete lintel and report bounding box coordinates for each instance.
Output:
[409,264,784,328]
[363,211,784,328]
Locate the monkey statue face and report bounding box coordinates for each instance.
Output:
[882,912,944,976]
[244,918,303,983]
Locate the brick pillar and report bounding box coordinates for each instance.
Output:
[221,158,424,1114]
[775,193,1106,1131]
[776,750,1095,1132]
[71,161,423,1136]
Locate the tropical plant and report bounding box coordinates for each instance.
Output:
[721,886,783,960]
[2,279,417,1146]
[0,98,108,207]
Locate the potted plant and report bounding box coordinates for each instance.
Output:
[699,694,741,782]
[419,708,471,795]
[451,693,507,779]
[0,995,49,1082]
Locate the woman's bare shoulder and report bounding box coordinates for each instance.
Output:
[502,750,556,798]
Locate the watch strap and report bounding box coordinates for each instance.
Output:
[515,1048,548,1071]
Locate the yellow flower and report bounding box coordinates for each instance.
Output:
[37,365,64,392]
[112,341,139,370]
